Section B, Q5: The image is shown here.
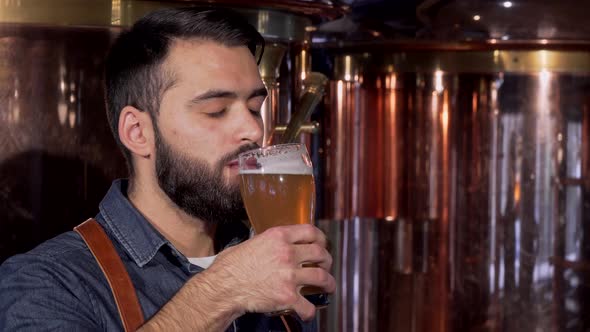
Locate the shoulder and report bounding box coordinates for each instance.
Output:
[0,230,110,300]
[0,230,101,297]
[1,231,93,271]
[28,230,88,257]
[0,231,103,330]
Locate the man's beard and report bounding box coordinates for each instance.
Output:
[154,130,258,226]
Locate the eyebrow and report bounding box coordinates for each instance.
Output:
[249,87,268,99]
[190,87,268,104]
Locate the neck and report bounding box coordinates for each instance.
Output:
[127,175,216,258]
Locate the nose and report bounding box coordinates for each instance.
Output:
[233,105,263,145]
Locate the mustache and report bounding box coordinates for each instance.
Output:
[218,143,261,167]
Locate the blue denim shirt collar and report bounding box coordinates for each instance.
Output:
[98,179,170,268]
[98,179,245,272]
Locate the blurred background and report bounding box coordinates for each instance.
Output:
[1,1,589,331]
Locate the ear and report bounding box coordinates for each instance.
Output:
[118,106,154,159]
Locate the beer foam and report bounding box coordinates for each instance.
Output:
[238,143,313,175]
[239,160,313,175]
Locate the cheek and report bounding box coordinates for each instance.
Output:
[201,121,219,134]
[175,114,218,142]
[184,124,224,163]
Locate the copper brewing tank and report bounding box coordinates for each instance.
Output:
[2,1,590,332]
[311,0,590,329]
[316,44,590,331]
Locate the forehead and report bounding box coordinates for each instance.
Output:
[162,38,262,91]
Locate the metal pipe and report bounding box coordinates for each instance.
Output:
[278,72,328,144]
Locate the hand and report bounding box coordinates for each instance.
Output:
[205,224,336,321]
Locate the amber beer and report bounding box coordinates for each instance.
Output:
[239,173,315,233]
[238,143,328,308]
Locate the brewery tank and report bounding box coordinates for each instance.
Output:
[314,1,590,331]
[1,0,589,331]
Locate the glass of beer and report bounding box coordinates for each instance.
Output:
[238,143,329,309]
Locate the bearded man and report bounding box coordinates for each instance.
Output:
[0,7,335,332]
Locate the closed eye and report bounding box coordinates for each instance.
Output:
[207,109,227,118]
[247,96,266,117]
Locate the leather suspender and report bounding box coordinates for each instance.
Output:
[74,218,145,332]
[75,218,302,332]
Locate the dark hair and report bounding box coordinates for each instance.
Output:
[104,7,265,174]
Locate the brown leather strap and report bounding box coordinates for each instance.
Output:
[280,314,302,332]
[74,218,145,331]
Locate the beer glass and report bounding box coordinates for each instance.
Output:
[238,143,329,309]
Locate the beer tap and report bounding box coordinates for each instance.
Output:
[278,72,328,144]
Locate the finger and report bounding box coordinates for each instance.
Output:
[290,294,316,322]
[293,244,333,270]
[294,268,336,294]
[281,224,327,247]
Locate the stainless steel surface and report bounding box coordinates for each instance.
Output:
[319,48,590,331]
[317,218,378,332]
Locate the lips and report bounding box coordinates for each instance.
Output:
[227,159,239,167]
[243,156,260,169]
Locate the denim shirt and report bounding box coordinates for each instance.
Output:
[0,179,315,331]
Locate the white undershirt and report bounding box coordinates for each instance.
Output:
[187,255,217,269]
[187,255,235,331]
